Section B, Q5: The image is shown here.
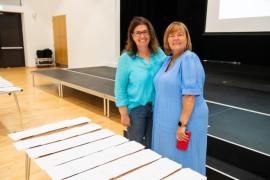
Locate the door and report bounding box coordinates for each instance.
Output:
[0,12,25,67]
[52,15,68,66]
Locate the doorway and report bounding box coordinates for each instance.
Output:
[0,12,25,67]
[52,15,68,67]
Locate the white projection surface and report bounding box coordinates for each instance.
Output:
[205,0,270,32]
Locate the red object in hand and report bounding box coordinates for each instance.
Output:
[176,132,191,151]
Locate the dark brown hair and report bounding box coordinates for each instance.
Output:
[124,16,160,56]
[163,21,192,55]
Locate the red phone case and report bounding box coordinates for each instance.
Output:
[176,132,191,151]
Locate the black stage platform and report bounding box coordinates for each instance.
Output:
[32,65,270,179]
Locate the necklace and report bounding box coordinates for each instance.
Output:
[169,56,177,66]
[165,57,177,72]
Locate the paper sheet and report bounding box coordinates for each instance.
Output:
[14,123,101,150]
[68,149,161,180]
[118,158,182,180]
[35,135,129,169]
[9,117,91,141]
[26,129,114,158]
[46,141,145,179]
[164,168,207,180]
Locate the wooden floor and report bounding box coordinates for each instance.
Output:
[0,67,123,180]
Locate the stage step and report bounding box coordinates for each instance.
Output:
[207,135,270,179]
[206,156,265,180]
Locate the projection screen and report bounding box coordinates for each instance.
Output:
[205,0,270,32]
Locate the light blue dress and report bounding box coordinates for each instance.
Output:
[152,50,208,175]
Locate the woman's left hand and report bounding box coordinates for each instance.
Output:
[176,126,189,141]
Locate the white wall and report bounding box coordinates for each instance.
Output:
[52,0,120,68]
[1,0,120,67]
[22,0,55,67]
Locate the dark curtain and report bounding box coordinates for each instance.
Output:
[120,0,270,65]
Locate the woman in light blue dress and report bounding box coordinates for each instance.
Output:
[152,22,208,175]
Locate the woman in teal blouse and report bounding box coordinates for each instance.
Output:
[115,16,165,148]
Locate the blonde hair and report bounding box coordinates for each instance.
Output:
[163,21,192,55]
[124,16,160,56]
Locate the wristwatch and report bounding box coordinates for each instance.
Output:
[178,121,187,127]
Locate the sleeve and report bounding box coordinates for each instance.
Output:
[114,54,129,107]
[181,52,202,96]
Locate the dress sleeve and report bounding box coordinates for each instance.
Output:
[181,52,202,96]
[114,54,129,107]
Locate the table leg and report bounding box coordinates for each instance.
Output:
[13,93,23,128]
[25,153,31,180]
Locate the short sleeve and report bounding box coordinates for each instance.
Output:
[114,54,129,107]
[181,52,202,96]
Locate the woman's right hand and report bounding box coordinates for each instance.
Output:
[121,114,131,127]
[118,106,131,127]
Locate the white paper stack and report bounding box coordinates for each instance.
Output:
[0,77,22,93]
[0,86,22,93]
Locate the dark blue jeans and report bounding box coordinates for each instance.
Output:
[127,103,152,148]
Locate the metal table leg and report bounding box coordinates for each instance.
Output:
[25,153,31,180]
[13,93,23,128]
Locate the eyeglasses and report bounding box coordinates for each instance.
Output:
[133,30,149,37]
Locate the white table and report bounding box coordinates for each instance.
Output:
[9,117,207,180]
[0,77,23,127]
